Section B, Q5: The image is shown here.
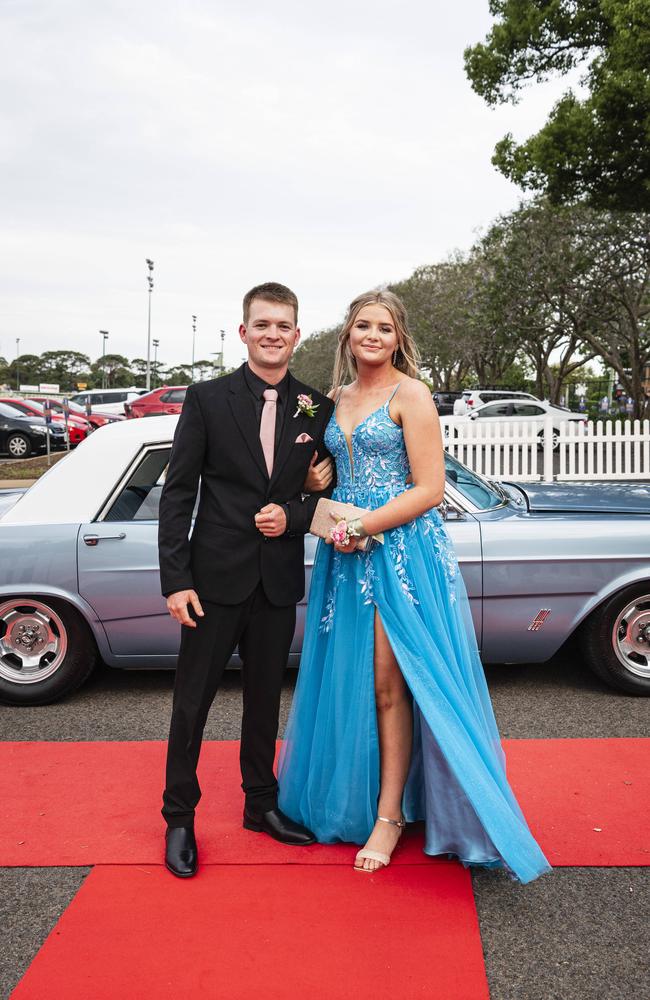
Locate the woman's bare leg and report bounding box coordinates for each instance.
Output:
[357,611,412,871]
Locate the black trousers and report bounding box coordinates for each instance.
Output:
[162,582,296,828]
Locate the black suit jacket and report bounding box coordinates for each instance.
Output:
[158,365,335,606]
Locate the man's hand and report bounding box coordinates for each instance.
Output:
[255,503,287,537]
[304,452,333,493]
[167,589,205,628]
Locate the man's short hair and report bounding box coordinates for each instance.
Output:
[242,282,299,325]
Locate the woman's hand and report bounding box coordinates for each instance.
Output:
[333,535,360,554]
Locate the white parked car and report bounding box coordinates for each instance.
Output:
[442,398,588,449]
[458,389,543,412]
[70,388,148,416]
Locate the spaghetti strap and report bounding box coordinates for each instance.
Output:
[387,382,402,404]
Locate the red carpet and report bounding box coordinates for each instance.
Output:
[9,864,489,1000]
[1,738,648,867]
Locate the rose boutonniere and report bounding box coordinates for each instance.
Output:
[293,393,319,418]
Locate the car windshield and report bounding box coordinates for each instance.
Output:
[23,400,44,414]
[444,452,505,509]
[0,402,28,418]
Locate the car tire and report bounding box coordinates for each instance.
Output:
[580,582,650,695]
[0,597,98,706]
[6,433,32,459]
[536,428,560,451]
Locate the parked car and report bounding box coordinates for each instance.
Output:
[69,388,147,416]
[460,389,542,411]
[0,401,66,458]
[443,399,588,449]
[0,398,89,447]
[30,397,125,429]
[125,386,187,418]
[432,391,464,416]
[0,414,648,705]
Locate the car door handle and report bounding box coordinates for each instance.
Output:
[83,532,126,546]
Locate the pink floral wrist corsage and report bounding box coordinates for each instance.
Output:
[330,517,362,547]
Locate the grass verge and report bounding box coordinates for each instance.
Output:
[0,451,69,481]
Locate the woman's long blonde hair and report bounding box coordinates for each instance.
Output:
[331,289,421,392]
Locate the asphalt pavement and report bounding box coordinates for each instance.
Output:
[1,649,648,1000]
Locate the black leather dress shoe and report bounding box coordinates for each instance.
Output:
[243,806,316,846]
[165,826,198,877]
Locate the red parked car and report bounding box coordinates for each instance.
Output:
[125,386,187,418]
[28,398,124,430]
[0,398,90,447]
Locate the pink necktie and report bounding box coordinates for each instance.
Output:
[259,388,278,476]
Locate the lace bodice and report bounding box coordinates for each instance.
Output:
[324,391,411,506]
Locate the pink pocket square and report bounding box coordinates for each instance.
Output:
[295,432,314,444]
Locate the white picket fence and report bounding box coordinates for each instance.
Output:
[443,416,650,482]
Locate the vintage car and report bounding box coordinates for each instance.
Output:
[0,415,648,705]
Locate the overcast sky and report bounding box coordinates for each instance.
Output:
[0,0,580,372]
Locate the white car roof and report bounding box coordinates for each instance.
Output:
[2,415,179,525]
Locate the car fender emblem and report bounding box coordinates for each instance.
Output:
[528,609,551,632]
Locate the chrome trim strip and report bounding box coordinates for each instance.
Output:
[483,554,650,563]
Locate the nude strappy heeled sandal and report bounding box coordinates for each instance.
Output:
[354,814,406,872]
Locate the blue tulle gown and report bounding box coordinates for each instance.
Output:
[278,387,552,884]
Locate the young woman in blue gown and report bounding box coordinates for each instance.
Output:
[278,290,551,883]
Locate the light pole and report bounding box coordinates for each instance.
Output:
[191,315,197,383]
[219,329,225,375]
[100,331,109,389]
[145,258,154,390]
[15,338,20,391]
[152,338,160,388]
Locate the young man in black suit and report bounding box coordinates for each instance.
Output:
[158,282,334,877]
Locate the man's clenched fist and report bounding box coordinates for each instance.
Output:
[254,503,287,537]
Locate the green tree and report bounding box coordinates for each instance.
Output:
[479,200,599,402]
[194,359,216,381]
[465,1,650,210]
[6,354,42,388]
[129,358,148,386]
[160,365,192,385]
[390,261,475,389]
[290,327,340,394]
[90,354,134,388]
[39,350,92,392]
[574,208,650,417]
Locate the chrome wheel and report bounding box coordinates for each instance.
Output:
[7,434,29,458]
[612,594,650,679]
[0,599,68,685]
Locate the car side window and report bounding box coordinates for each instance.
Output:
[477,403,511,417]
[103,447,200,522]
[514,403,545,416]
[165,389,186,404]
